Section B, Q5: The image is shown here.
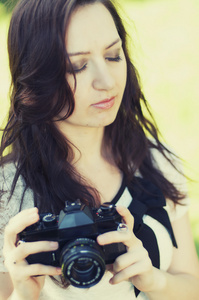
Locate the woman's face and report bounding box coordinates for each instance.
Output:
[63,3,127,129]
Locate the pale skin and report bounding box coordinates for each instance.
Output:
[1,3,199,300]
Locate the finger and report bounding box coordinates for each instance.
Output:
[110,259,152,285]
[113,245,148,273]
[116,206,134,230]
[7,207,39,236]
[11,264,62,282]
[3,207,39,251]
[97,229,136,248]
[10,241,59,265]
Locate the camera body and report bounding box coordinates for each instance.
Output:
[19,201,126,288]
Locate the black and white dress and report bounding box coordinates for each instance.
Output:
[0,150,189,300]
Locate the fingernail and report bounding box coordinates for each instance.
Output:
[117,223,128,233]
[17,240,25,246]
[50,242,59,249]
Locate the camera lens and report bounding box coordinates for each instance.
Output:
[73,259,93,273]
[60,238,106,288]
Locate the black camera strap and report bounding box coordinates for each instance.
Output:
[111,176,177,297]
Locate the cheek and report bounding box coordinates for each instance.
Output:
[119,61,127,92]
[65,75,82,112]
[66,73,87,101]
[66,74,76,93]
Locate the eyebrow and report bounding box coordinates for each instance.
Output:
[68,38,121,57]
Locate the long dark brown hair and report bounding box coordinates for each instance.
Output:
[0,0,185,214]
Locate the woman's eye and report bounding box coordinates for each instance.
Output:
[67,55,122,74]
[73,64,87,74]
[67,64,87,74]
[106,55,122,62]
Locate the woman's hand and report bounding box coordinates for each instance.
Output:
[3,207,62,300]
[97,206,156,292]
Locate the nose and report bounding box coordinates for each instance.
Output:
[92,61,115,91]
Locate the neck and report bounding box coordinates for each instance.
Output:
[56,121,108,165]
[55,121,122,204]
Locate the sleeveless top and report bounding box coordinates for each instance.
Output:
[0,150,189,300]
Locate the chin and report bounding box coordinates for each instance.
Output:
[97,115,118,128]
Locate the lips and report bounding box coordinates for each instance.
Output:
[91,97,115,109]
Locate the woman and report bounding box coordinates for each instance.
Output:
[0,0,198,299]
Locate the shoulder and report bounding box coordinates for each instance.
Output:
[0,162,17,190]
[0,163,34,271]
[0,162,34,210]
[150,146,190,221]
[0,162,25,200]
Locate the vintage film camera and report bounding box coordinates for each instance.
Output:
[19,201,126,288]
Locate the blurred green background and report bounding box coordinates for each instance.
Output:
[0,0,198,256]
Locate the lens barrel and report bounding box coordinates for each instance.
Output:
[60,238,106,288]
